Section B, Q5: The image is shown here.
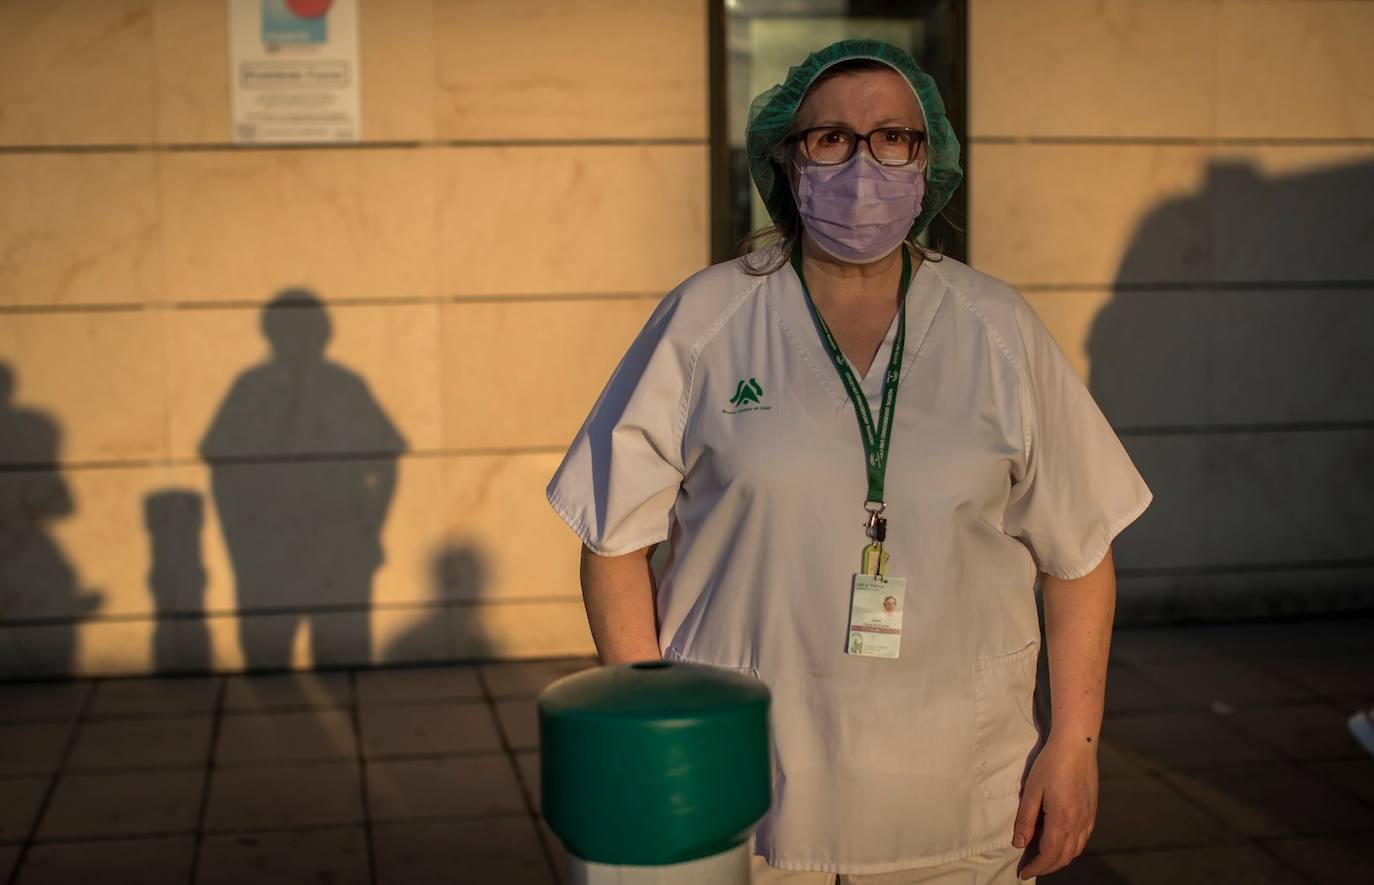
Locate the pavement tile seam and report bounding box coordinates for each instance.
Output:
[31,824,201,844]
[475,662,563,884]
[9,672,99,879]
[332,809,536,828]
[2,753,526,777]
[1094,842,1322,885]
[217,703,353,716]
[26,823,378,845]
[346,671,380,885]
[353,698,490,713]
[1092,836,1297,858]
[1229,656,1363,707]
[1252,839,1335,885]
[85,676,224,719]
[26,829,208,847]
[1155,758,1374,841]
[1211,707,1374,766]
[1257,831,1374,882]
[184,675,229,885]
[509,752,541,816]
[1300,765,1374,817]
[1102,695,1349,719]
[81,710,229,724]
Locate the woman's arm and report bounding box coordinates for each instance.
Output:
[579,543,663,665]
[1013,548,1116,880]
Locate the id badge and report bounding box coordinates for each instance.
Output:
[846,573,907,659]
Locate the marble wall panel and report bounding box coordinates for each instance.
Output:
[373,606,447,665]
[0,597,595,677]
[0,622,89,679]
[1023,288,1211,431]
[1204,429,1374,568]
[152,0,230,144]
[1111,434,1208,572]
[1208,146,1374,284]
[358,0,437,142]
[447,599,595,660]
[0,465,150,623]
[969,0,1215,138]
[0,619,154,679]
[0,312,165,464]
[185,456,443,618]
[436,145,709,297]
[166,302,441,459]
[435,0,706,141]
[1117,568,1374,625]
[1077,287,1211,431]
[0,454,443,625]
[0,0,155,146]
[442,298,657,450]
[0,153,161,307]
[1067,285,1374,432]
[1019,290,1114,384]
[969,144,1212,287]
[439,453,583,603]
[1117,430,1374,574]
[1209,288,1374,426]
[1217,0,1374,140]
[369,457,446,608]
[159,148,439,302]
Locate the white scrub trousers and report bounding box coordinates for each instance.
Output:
[749,848,1031,884]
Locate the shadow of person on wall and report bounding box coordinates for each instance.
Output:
[0,361,100,676]
[144,489,210,674]
[200,291,406,671]
[1053,158,1374,882]
[1086,157,1374,615]
[382,544,492,665]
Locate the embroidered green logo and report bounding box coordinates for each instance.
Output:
[729,378,764,406]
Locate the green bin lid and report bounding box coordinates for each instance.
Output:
[538,660,771,866]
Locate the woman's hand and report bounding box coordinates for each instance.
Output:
[1012,734,1099,879]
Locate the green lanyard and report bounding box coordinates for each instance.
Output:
[790,245,911,510]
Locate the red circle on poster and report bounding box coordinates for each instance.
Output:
[285,0,332,19]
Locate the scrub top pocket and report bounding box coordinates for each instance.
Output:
[972,639,1040,800]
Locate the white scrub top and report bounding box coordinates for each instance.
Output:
[546,248,1152,875]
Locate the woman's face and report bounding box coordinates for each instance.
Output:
[790,67,927,173]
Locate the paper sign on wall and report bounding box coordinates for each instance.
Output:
[228,0,360,144]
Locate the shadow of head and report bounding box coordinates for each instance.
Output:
[433,544,488,602]
[262,288,331,369]
[1088,155,1374,431]
[0,360,72,517]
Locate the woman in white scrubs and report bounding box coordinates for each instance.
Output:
[547,40,1151,884]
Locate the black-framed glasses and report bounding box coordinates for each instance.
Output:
[795,126,927,167]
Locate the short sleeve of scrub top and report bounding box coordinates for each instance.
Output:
[1003,294,1152,580]
[546,251,1152,875]
[545,266,707,556]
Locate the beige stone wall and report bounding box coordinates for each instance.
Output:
[968,0,1374,620]
[0,0,708,676]
[4,0,1372,676]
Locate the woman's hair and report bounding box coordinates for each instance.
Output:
[738,59,957,275]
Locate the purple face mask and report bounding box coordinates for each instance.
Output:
[793,152,926,264]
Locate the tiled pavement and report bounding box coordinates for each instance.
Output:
[0,618,1371,884]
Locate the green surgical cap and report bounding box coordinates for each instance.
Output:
[746,38,962,240]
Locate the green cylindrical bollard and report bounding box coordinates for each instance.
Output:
[539,660,771,882]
